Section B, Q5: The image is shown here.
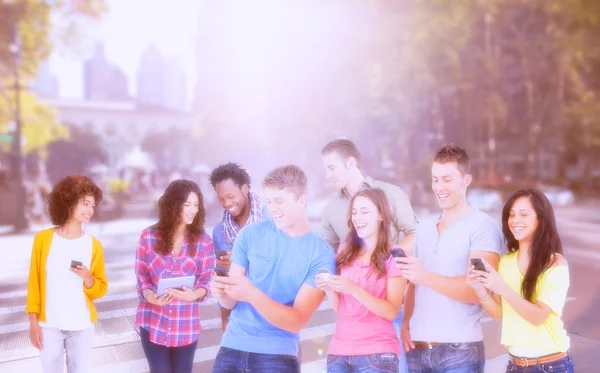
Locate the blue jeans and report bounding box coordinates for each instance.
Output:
[393,309,409,373]
[406,341,485,373]
[505,353,575,373]
[139,327,198,373]
[327,353,399,373]
[212,346,300,373]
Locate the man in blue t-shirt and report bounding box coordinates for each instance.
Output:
[209,163,269,331]
[210,165,336,373]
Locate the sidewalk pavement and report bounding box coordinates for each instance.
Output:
[0,218,156,279]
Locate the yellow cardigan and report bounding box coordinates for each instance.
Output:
[25,227,108,323]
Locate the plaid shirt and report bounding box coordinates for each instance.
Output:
[135,226,215,347]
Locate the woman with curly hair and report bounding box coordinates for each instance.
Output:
[25,174,107,373]
[317,188,407,373]
[135,179,215,373]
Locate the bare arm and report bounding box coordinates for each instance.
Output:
[213,263,246,310]
[250,284,325,333]
[478,258,569,326]
[402,282,415,324]
[467,263,503,320]
[398,233,415,255]
[424,251,500,303]
[325,289,340,311]
[352,277,406,321]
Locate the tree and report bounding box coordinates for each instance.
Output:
[46,125,107,184]
[0,0,107,156]
[0,90,68,156]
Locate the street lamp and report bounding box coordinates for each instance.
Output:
[9,18,29,232]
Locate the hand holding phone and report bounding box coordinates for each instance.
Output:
[391,248,407,258]
[470,258,488,272]
[70,260,83,269]
[316,268,332,281]
[214,267,229,277]
[215,250,229,259]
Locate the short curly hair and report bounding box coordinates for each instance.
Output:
[47,175,103,226]
[209,162,251,189]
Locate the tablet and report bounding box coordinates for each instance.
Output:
[156,276,196,296]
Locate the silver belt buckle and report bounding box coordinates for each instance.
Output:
[517,357,529,368]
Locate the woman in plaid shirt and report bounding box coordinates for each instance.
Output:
[135,180,215,373]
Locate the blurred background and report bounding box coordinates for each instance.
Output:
[1,2,599,371]
[1,0,599,229]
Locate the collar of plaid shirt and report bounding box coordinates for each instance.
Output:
[222,191,263,248]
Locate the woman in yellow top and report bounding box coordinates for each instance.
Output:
[26,175,108,373]
[467,188,574,373]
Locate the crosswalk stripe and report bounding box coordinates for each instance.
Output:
[0,299,332,336]
[82,323,336,373]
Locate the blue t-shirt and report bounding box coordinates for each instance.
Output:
[221,220,336,356]
[212,222,230,251]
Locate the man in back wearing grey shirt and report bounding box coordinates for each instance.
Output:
[396,145,505,373]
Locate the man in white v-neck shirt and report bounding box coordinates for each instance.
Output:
[396,145,506,373]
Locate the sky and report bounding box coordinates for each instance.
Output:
[49,0,203,103]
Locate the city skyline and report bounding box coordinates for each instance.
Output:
[46,0,202,108]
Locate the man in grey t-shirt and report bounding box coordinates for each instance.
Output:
[396,145,505,373]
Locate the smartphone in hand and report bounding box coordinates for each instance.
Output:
[470,258,487,272]
[391,248,407,258]
[214,267,229,277]
[70,260,83,269]
[215,250,229,260]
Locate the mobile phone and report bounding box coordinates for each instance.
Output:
[214,267,229,277]
[390,248,407,258]
[470,258,487,272]
[215,249,229,259]
[316,268,332,280]
[70,260,83,268]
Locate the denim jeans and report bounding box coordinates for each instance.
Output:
[406,341,485,373]
[212,346,300,373]
[139,327,198,373]
[327,353,399,373]
[393,309,409,373]
[39,326,94,373]
[505,353,575,373]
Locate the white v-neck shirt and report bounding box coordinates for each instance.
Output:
[39,233,94,331]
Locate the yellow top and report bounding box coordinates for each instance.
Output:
[498,252,570,354]
[25,228,108,323]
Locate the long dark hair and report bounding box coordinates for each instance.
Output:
[501,188,563,302]
[336,188,392,279]
[154,179,206,256]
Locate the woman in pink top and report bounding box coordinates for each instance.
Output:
[316,188,407,373]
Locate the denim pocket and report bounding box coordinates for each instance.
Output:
[541,356,575,373]
[326,354,342,366]
[368,353,398,372]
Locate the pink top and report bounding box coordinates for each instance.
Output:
[328,252,403,356]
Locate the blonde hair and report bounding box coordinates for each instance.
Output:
[262,165,308,198]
